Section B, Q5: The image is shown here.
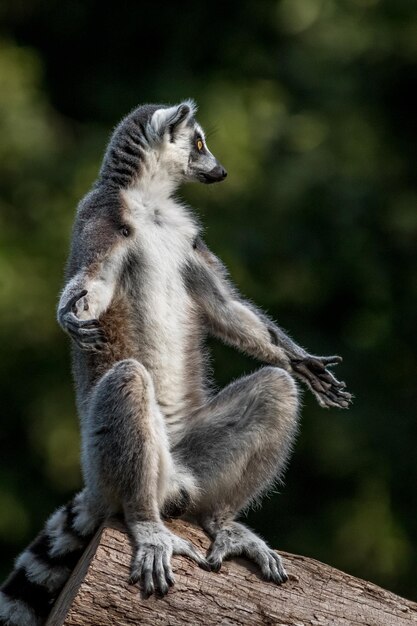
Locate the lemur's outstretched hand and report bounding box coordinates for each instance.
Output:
[291,355,353,409]
[58,290,108,351]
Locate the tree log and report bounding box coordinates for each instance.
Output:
[47,519,417,626]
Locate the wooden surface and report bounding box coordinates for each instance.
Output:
[47,519,417,626]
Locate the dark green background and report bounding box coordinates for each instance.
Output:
[0,0,416,600]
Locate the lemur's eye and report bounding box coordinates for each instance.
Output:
[196,139,203,151]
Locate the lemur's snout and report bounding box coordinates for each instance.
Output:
[202,164,228,184]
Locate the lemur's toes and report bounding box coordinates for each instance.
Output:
[162,553,175,586]
[129,572,140,586]
[174,537,210,570]
[206,556,222,572]
[269,552,288,584]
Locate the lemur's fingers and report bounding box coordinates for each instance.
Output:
[308,361,350,397]
[65,312,108,350]
[292,362,329,394]
[130,547,175,596]
[64,310,100,329]
[317,367,347,389]
[317,373,346,392]
[314,390,342,409]
[253,547,287,584]
[70,331,108,348]
[66,315,101,329]
[308,384,340,408]
[315,388,352,409]
[324,376,347,390]
[318,355,343,367]
[240,541,287,585]
[129,547,143,585]
[140,552,155,598]
[206,540,227,572]
[256,550,274,581]
[302,362,348,394]
[332,387,353,402]
[303,376,352,408]
[66,320,106,339]
[174,538,210,570]
[162,552,175,587]
[270,551,288,583]
[60,290,88,315]
[322,371,352,400]
[206,553,223,572]
[324,388,351,407]
[296,355,342,376]
[293,361,352,408]
[153,550,170,596]
[268,552,288,584]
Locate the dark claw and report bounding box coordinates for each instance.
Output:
[142,570,155,598]
[155,582,169,597]
[129,573,139,585]
[143,586,154,599]
[207,558,221,572]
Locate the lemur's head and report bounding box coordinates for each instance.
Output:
[100,100,227,189]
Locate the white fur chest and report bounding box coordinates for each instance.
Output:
[121,186,199,417]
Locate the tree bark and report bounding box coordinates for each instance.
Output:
[47,519,417,626]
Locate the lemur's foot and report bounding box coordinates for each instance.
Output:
[129,521,209,597]
[206,522,288,584]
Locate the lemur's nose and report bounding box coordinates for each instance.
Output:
[213,165,227,180]
[201,164,228,184]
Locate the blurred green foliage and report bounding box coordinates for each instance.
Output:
[0,0,416,600]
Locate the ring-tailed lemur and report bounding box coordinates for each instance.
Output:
[0,100,352,626]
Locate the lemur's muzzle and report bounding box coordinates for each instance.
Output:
[201,164,228,184]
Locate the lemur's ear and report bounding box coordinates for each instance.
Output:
[149,100,197,140]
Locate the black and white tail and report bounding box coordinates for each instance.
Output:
[0,491,100,626]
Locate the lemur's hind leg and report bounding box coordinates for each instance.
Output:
[173,366,299,584]
[83,358,207,597]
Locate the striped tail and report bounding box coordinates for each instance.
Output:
[0,491,100,626]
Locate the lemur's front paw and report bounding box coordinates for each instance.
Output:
[291,354,353,409]
[206,523,288,585]
[58,290,108,351]
[129,521,209,597]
